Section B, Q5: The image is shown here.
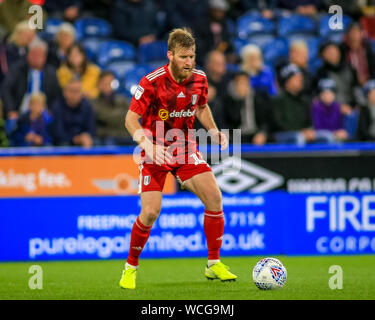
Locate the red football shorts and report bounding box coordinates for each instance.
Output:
[138,151,212,193]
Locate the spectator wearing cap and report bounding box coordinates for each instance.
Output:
[311,79,348,142]
[357,79,375,141]
[341,22,375,86]
[47,23,76,69]
[315,41,360,108]
[91,71,132,145]
[1,38,61,120]
[193,0,233,66]
[271,64,334,145]
[241,44,278,102]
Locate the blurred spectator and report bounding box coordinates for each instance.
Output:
[201,50,231,130]
[240,44,278,101]
[311,78,348,142]
[278,0,323,15]
[227,0,278,20]
[0,100,9,147]
[12,93,53,147]
[193,0,233,66]
[223,71,270,145]
[83,0,114,21]
[357,79,375,141]
[1,38,61,120]
[57,42,100,99]
[111,0,158,46]
[288,40,313,97]
[0,21,36,84]
[315,41,360,108]
[341,22,375,86]
[91,71,132,145]
[164,0,209,32]
[51,79,95,147]
[44,0,82,22]
[47,23,76,69]
[271,64,333,145]
[0,0,32,38]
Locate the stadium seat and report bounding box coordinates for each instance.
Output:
[81,37,108,63]
[370,39,375,54]
[308,57,322,75]
[120,64,155,98]
[237,14,275,39]
[138,41,168,65]
[263,38,289,66]
[247,34,275,51]
[74,17,112,40]
[278,15,317,38]
[97,40,136,68]
[105,60,136,81]
[38,18,63,42]
[319,14,352,42]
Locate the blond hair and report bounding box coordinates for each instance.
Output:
[290,40,307,51]
[168,28,195,53]
[30,92,46,105]
[8,21,35,45]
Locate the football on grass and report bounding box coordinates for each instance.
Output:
[252,257,287,290]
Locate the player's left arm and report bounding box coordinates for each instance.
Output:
[195,103,228,150]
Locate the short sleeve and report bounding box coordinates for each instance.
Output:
[129,77,154,116]
[198,76,208,106]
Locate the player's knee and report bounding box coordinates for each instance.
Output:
[141,207,160,225]
[205,189,223,211]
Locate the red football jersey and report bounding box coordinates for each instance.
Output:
[130,64,208,156]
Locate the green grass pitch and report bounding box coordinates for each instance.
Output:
[1,255,374,300]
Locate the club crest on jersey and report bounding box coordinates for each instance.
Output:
[135,85,144,100]
[191,94,198,105]
[143,175,151,186]
[159,109,169,121]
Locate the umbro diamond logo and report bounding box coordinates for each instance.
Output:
[177,91,185,98]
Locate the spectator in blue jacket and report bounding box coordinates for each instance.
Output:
[111,0,159,46]
[12,92,53,147]
[51,79,96,147]
[240,44,278,100]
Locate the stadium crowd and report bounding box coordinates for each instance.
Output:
[0,0,375,148]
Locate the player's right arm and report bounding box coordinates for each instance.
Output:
[124,78,172,165]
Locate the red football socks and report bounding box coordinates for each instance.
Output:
[204,209,224,260]
[127,216,152,266]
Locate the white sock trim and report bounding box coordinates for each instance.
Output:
[125,262,138,270]
[207,259,220,267]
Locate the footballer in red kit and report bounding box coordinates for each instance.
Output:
[119,28,237,289]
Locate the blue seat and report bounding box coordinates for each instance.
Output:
[319,14,352,42]
[371,39,375,54]
[74,17,112,40]
[233,38,250,56]
[278,15,317,38]
[237,14,275,39]
[121,64,155,98]
[105,60,136,81]
[97,40,136,67]
[38,18,63,42]
[248,34,275,51]
[138,41,168,64]
[263,38,289,66]
[308,57,322,76]
[81,37,108,62]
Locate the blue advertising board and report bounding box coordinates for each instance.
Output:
[1,192,375,261]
